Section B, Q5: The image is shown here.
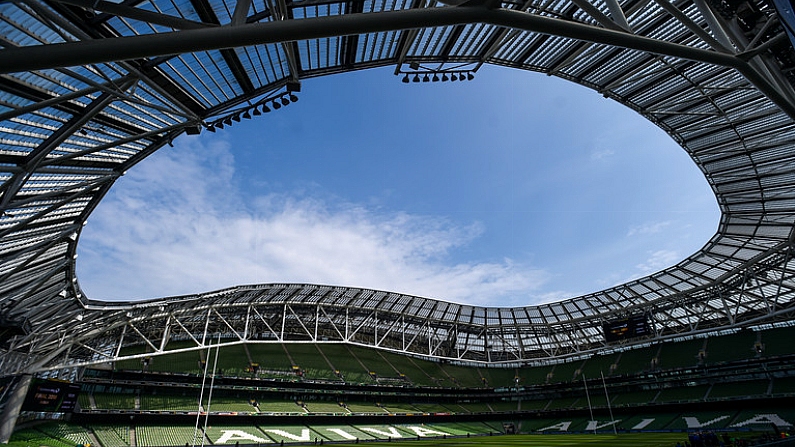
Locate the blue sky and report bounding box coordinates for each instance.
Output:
[76,66,720,306]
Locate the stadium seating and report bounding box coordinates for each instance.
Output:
[664,411,738,430]
[517,364,553,386]
[437,362,486,388]
[283,344,340,381]
[34,422,93,447]
[135,424,200,446]
[518,398,550,411]
[703,330,758,364]
[342,345,397,378]
[395,355,453,387]
[759,325,795,357]
[580,352,620,379]
[708,380,769,399]
[480,367,518,388]
[657,338,705,370]
[546,396,580,410]
[210,343,250,376]
[655,384,710,403]
[139,394,197,411]
[772,376,795,396]
[153,352,201,374]
[612,345,659,375]
[487,400,519,412]
[204,396,258,413]
[77,392,93,411]
[344,401,385,414]
[255,399,305,414]
[610,390,659,407]
[92,393,137,410]
[92,425,131,447]
[30,324,793,447]
[203,424,274,443]
[246,344,296,378]
[379,402,419,414]
[10,425,84,447]
[549,360,585,383]
[303,400,347,414]
[376,351,440,386]
[456,402,493,413]
[410,402,455,413]
[618,412,681,431]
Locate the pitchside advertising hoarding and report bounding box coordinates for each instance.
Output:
[21,378,80,413]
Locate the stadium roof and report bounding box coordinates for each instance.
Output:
[2,0,795,372]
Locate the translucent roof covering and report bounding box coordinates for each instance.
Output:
[2,0,795,372]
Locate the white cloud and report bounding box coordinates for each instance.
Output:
[590,148,615,160]
[77,137,549,306]
[635,249,680,275]
[627,220,673,237]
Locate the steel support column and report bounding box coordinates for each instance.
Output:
[0,374,32,443]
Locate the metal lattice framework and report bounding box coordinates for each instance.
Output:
[2,0,795,374]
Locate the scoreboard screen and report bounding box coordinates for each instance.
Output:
[603,315,651,342]
[21,379,80,413]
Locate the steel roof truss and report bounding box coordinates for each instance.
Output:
[651,0,733,53]
[345,308,374,341]
[0,86,130,210]
[266,0,302,81]
[211,307,246,341]
[57,0,214,30]
[402,318,428,354]
[0,187,101,241]
[603,0,631,31]
[569,0,629,32]
[375,312,402,348]
[318,305,347,341]
[0,230,78,286]
[123,320,160,353]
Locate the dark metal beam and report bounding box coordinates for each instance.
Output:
[53,0,214,30]
[440,24,465,60]
[0,7,747,73]
[41,0,208,117]
[0,83,131,212]
[12,5,794,120]
[188,0,256,94]
[341,0,365,67]
[0,76,151,139]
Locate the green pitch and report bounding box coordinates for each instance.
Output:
[334,433,686,447]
